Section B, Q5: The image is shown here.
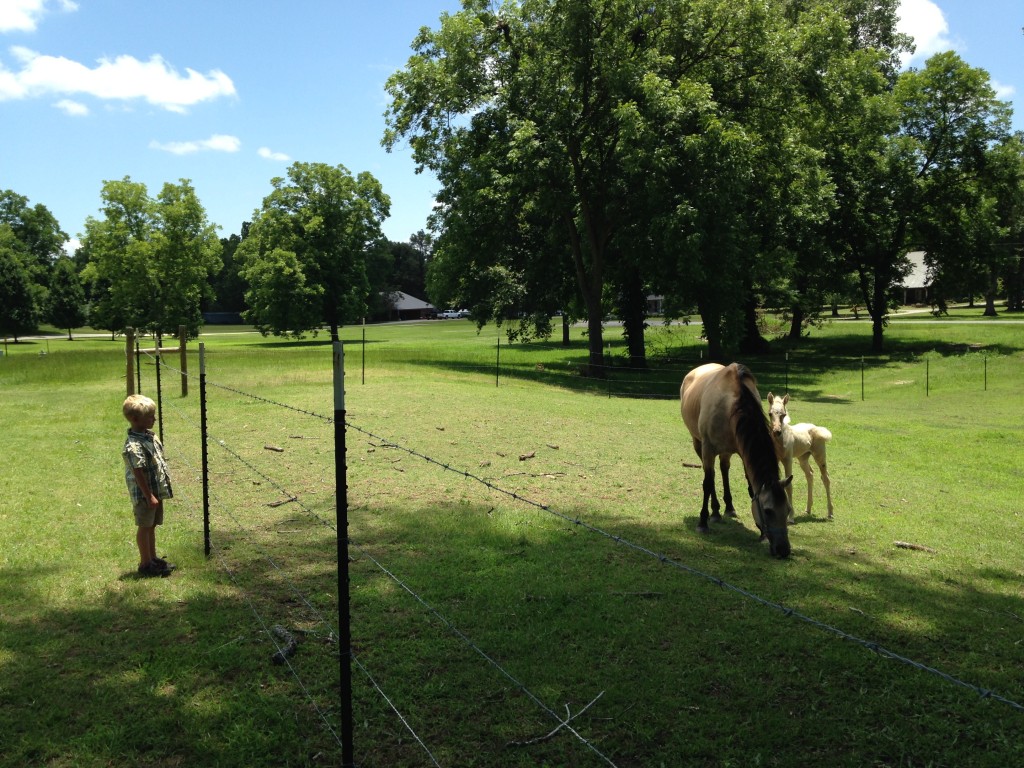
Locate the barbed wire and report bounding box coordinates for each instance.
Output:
[150,351,1024,759]
[160,390,440,767]
[346,537,617,767]
[168,487,345,752]
[169,355,1024,713]
[341,419,1024,715]
[197,401,616,763]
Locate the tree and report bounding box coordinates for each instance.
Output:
[236,162,390,341]
[385,0,652,373]
[385,0,905,365]
[0,190,69,335]
[208,225,249,313]
[0,226,39,341]
[0,190,67,281]
[81,177,222,338]
[46,255,87,339]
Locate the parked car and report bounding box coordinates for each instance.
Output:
[438,308,470,319]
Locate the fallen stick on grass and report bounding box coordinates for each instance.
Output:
[894,541,936,553]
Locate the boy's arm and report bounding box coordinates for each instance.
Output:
[132,467,159,508]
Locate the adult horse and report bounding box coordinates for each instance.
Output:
[681,363,793,558]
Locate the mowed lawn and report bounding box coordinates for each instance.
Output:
[1,313,1023,767]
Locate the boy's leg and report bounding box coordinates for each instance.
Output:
[136,525,155,567]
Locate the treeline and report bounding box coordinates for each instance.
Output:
[4,1,1024,359]
[384,0,1024,367]
[0,167,434,343]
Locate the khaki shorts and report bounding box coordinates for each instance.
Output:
[133,500,164,527]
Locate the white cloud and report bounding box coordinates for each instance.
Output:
[150,134,241,155]
[53,96,86,115]
[257,146,290,162]
[0,0,77,33]
[992,80,1016,101]
[0,46,236,111]
[62,236,80,256]
[897,0,955,67]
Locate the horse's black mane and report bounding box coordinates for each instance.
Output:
[732,365,780,486]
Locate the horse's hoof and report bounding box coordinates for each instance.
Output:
[697,524,710,534]
[787,515,796,524]
[710,511,722,522]
[724,509,737,518]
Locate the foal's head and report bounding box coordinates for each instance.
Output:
[766,392,789,439]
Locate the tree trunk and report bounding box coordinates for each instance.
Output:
[561,314,570,345]
[697,297,724,361]
[620,268,647,369]
[788,304,804,341]
[870,274,886,353]
[983,266,998,317]
[739,292,770,354]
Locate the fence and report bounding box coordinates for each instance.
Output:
[138,342,1022,766]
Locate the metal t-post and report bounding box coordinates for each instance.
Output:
[333,342,354,766]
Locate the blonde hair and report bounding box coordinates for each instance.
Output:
[123,394,156,420]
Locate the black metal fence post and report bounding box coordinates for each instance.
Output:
[199,343,211,558]
[333,342,354,767]
[155,335,164,442]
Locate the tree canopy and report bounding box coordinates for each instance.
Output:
[236,161,391,341]
[383,0,933,363]
[80,177,221,338]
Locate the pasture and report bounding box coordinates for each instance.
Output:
[1,313,1023,767]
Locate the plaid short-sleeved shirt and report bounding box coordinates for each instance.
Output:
[123,429,174,504]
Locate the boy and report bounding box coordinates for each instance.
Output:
[122,394,176,577]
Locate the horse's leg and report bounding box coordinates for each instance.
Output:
[815,448,834,520]
[783,453,796,523]
[798,453,814,516]
[699,464,715,533]
[693,439,713,532]
[719,455,736,518]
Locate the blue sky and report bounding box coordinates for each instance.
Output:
[0,0,1021,252]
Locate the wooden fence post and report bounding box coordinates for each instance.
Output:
[125,327,136,396]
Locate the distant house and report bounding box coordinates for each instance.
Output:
[380,291,435,321]
[902,251,931,305]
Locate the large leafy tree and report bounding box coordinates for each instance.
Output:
[46,255,87,339]
[385,0,652,372]
[0,226,40,341]
[0,190,68,334]
[81,177,222,338]
[236,162,390,341]
[835,51,1011,351]
[385,0,908,365]
[0,190,67,283]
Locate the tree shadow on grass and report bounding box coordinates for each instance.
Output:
[6,494,1024,767]
[0,562,343,768]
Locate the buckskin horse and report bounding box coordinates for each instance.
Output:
[681,363,793,558]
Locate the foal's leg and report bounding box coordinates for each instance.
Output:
[814,448,834,520]
[719,455,736,518]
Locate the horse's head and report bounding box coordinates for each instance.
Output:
[766,392,789,440]
[752,477,793,558]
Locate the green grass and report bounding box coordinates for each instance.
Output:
[2,310,1024,766]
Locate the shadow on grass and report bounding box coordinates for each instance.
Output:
[0,562,343,768]
[6,478,1024,767]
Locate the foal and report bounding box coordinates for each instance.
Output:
[766,393,834,521]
